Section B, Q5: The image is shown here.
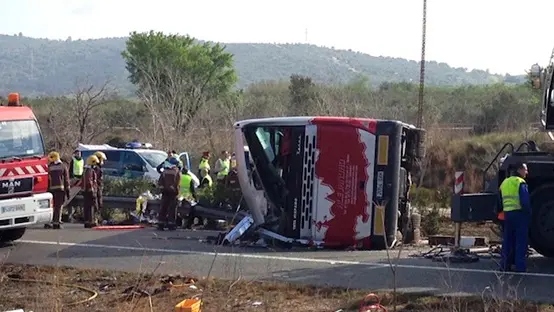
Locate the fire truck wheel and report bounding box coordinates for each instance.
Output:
[0,228,26,244]
[529,184,554,258]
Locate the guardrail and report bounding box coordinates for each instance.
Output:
[70,195,248,223]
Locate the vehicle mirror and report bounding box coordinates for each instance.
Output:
[142,165,148,172]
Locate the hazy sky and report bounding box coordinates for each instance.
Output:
[2,0,552,75]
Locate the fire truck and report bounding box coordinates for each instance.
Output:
[450,59,554,258]
[0,93,52,243]
[233,117,425,249]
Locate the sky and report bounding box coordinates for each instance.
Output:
[1,0,552,75]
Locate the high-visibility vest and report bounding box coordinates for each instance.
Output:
[179,174,193,198]
[217,159,230,179]
[73,157,84,176]
[499,176,526,212]
[201,174,213,187]
[199,158,210,171]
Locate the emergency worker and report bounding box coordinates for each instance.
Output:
[214,150,231,183]
[82,155,99,228]
[46,151,70,229]
[199,168,213,188]
[230,153,237,170]
[499,162,530,272]
[198,152,211,178]
[69,150,84,180]
[93,151,107,215]
[156,150,182,173]
[179,165,198,201]
[157,157,181,230]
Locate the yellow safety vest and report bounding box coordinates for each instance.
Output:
[73,157,84,176]
[199,158,210,171]
[217,159,230,179]
[201,174,213,187]
[499,176,526,212]
[179,174,193,198]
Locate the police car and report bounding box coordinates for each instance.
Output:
[77,143,182,181]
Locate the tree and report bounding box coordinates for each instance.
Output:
[42,79,116,151]
[121,31,237,144]
[288,74,319,115]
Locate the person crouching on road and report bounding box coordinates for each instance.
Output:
[499,162,530,272]
[46,151,70,229]
[82,155,100,228]
[93,151,107,219]
[157,157,181,231]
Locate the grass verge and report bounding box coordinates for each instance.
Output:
[0,263,553,312]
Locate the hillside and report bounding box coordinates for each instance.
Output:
[0,34,526,96]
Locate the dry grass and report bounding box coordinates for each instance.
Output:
[0,263,553,312]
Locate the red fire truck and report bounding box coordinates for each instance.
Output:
[0,93,52,243]
[233,116,425,249]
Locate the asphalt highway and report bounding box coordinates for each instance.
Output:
[2,224,554,303]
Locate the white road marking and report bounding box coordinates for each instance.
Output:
[17,239,554,279]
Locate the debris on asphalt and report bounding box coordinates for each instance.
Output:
[1,263,552,312]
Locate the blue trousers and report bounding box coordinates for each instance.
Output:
[501,210,529,272]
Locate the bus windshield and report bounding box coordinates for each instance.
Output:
[0,120,45,159]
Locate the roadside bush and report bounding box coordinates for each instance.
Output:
[410,186,450,208]
[102,177,157,197]
[421,205,442,237]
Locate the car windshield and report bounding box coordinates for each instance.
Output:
[0,120,45,159]
[139,151,168,167]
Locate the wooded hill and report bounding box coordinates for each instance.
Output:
[0,34,526,96]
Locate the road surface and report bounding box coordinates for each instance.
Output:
[2,224,554,303]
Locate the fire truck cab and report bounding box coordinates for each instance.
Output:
[234,116,425,249]
[0,93,52,243]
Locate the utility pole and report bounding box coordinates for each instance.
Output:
[416,0,427,129]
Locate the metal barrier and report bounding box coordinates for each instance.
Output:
[70,195,247,223]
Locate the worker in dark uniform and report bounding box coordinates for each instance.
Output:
[46,151,70,229]
[157,157,181,231]
[499,162,530,272]
[82,155,99,228]
[93,151,107,218]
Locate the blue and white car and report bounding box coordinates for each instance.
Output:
[77,144,169,181]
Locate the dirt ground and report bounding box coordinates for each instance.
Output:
[0,264,553,312]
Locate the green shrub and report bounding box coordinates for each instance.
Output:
[102,177,157,197]
[421,205,441,237]
[410,186,450,208]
